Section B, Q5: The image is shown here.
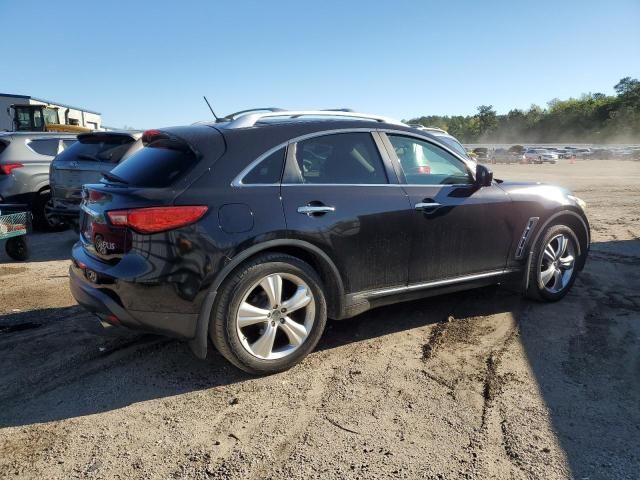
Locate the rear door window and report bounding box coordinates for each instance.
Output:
[28,139,60,156]
[292,132,387,184]
[56,135,134,164]
[242,148,285,184]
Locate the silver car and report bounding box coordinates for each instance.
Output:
[0,131,77,229]
[523,148,559,164]
[49,131,142,229]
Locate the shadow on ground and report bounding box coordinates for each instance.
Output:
[1,240,638,478]
[0,229,77,264]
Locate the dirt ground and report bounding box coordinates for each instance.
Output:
[1,160,639,480]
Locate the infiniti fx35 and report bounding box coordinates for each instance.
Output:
[70,110,590,374]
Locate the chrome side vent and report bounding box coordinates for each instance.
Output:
[515,217,539,259]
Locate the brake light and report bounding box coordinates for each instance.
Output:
[142,129,166,144]
[88,190,108,202]
[0,163,24,175]
[416,165,431,174]
[107,206,208,234]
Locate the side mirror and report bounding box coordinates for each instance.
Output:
[475,164,493,187]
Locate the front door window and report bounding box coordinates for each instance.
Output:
[387,135,472,185]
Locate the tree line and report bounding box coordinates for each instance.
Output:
[406,77,640,144]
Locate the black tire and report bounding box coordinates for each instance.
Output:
[33,190,67,232]
[209,253,327,375]
[5,236,28,261]
[525,223,580,302]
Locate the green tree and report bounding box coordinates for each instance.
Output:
[405,77,640,143]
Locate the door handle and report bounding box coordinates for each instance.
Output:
[414,202,441,210]
[297,205,336,216]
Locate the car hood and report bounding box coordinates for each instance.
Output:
[497,181,583,209]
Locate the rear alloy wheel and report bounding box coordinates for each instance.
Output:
[35,191,66,231]
[210,254,327,374]
[526,224,580,301]
[236,273,315,360]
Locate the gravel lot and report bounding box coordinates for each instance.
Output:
[1,160,639,479]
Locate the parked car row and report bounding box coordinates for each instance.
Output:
[0,132,77,229]
[49,131,143,230]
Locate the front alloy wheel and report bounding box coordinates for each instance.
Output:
[538,233,575,293]
[526,223,581,301]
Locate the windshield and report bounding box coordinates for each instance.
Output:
[43,108,59,125]
[106,145,197,187]
[56,134,136,164]
[437,135,468,157]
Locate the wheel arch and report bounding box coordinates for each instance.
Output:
[523,208,590,291]
[188,239,346,359]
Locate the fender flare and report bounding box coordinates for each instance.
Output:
[523,209,590,291]
[188,239,345,359]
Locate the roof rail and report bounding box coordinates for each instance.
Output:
[221,107,286,121]
[408,124,448,134]
[224,110,406,129]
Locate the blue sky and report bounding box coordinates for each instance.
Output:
[2,0,639,128]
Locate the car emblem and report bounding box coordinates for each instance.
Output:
[70,161,80,168]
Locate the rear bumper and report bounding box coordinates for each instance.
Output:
[47,204,80,218]
[49,197,81,218]
[69,262,198,339]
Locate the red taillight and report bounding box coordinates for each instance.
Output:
[88,190,107,202]
[107,206,208,234]
[142,129,167,144]
[416,165,431,174]
[0,163,24,175]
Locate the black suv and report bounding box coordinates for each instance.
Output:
[70,109,590,374]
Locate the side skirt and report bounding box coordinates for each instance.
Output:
[341,269,522,319]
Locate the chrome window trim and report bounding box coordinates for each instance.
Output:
[231,127,478,188]
[230,143,287,187]
[278,183,471,188]
[351,268,519,301]
[378,128,477,181]
[232,128,383,187]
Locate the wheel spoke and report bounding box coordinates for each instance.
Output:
[557,235,568,259]
[540,266,555,287]
[250,323,278,358]
[237,302,270,328]
[260,274,283,308]
[282,286,311,314]
[543,244,556,263]
[280,317,308,347]
[552,269,563,290]
[559,255,575,270]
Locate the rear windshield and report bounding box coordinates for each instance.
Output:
[56,134,135,164]
[106,145,197,187]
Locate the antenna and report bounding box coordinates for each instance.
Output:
[203,96,219,121]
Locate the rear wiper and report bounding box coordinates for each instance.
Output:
[101,171,129,185]
[77,154,100,162]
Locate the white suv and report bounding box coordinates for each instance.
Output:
[523,148,559,164]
